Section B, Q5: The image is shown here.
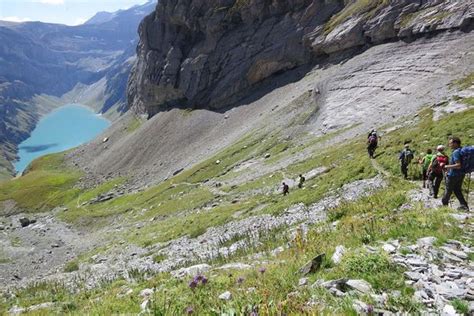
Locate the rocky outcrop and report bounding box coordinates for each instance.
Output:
[128,0,473,116]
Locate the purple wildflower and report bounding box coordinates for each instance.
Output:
[194,275,203,282]
[367,305,374,313]
[258,267,266,274]
[186,306,194,314]
[188,280,198,290]
[201,276,208,285]
[237,276,245,284]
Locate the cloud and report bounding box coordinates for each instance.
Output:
[72,17,87,26]
[33,0,65,5]
[0,16,32,23]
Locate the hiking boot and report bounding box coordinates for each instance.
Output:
[457,205,470,211]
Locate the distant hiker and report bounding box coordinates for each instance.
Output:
[442,137,470,210]
[298,174,306,188]
[367,131,378,159]
[399,144,414,179]
[367,129,376,139]
[428,145,449,199]
[421,148,434,188]
[282,182,289,196]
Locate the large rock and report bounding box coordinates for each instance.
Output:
[331,245,346,264]
[346,279,373,294]
[171,263,211,278]
[299,253,325,276]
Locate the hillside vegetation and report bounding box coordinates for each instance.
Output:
[1,98,472,314]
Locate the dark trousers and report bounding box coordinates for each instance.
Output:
[430,173,443,198]
[442,175,468,208]
[367,144,376,158]
[401,163,408,179]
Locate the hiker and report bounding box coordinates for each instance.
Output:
[442,137,469,210]
[421,148,434,188]
[367,131,378,159]
[282,182,289,196]
[428,145,449,199]
[298,174,306,188]
[399,144,414,179]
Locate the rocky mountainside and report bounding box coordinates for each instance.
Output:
[128,0,473,116]
[70,0,474,188]
[0,0,157,179]
[0,0,473,314]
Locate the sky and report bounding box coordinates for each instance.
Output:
[0,0,149,26]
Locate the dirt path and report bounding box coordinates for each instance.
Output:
[370,158,391,177]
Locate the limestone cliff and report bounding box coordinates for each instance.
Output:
[128,0,473,116]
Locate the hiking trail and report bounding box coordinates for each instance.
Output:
[370,158,391,177]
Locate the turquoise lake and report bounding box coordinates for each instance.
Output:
[14,104,110,173]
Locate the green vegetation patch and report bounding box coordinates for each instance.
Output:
[0,152,82,214]
[126,115,143,133]
[451,72,474,90]
[324,0,389,35]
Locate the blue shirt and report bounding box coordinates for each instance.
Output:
[448,148,465,177]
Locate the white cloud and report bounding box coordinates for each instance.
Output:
[0,16,32,23]
[33,0,65,5]
[72,17,87,26]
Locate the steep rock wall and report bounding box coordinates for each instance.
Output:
[128,0,473,116]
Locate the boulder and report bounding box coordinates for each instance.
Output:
[346,279,373,294]
[417,237,437,247]
[382,243,397,253]
[218,291,232,301]
[19,217,30,227]
[171,264,211,279]
[216,263,252,270]
[139,288,154,298]
[298,278,309,286]
[331,245,346,264]
[299,253,325,276]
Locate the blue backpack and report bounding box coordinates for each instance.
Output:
[460,146,474,173]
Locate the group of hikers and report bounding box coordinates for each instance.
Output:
[279,132,472,212]
[368,131,472,211]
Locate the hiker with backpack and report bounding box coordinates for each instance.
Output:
[367,131,378,159]
[399,144,414,180]
[442,137,471,210]
[428,145,449,199]
[421,148,434,189]
[298,174,306,188]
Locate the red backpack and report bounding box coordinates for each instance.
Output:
[431,155,448,175]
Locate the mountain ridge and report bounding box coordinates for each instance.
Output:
[0,1,157,179]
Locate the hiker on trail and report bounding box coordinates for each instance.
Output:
[298,174,306,188]
[282,182,289,196]
[421,148,434,189]
[399,144,414,180]
[442,137,469,210]
[367,131,378,159]
[428,145,449,199]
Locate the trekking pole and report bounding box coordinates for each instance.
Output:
[468,173,472,201]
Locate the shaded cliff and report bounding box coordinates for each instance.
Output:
[128,0,473,116]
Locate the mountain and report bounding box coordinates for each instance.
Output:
[84,11,117,25]
[0,0,473,314]
[127,0,473,116]
[0,0,157,179]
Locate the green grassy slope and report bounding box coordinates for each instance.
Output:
[1,105,472,315]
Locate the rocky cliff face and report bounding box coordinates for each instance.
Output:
[128,0,473,116]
